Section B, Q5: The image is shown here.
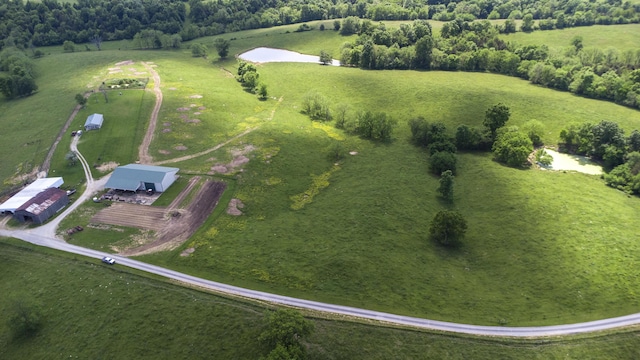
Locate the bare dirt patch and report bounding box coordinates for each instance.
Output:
[175,145,188,151]
[158,150,171,155]
[227,199,244,216]
[115,60,134,66]
[177,107,190,112]
[180,247,195,257]
[96,161,119,173]
[349,151,358,155]
[193,112,201,115]
[189,95,203,99]
[123,180,227,255]
[163,122,171,126]
[211,165,228,173]
[185,119,201,124]
[209,145,256,175]
[168,87,178,91]
[91,203,167,229]
[190,104,198,107]
[198,106,206,110]
[231,155,249,167]
[162,128,171,133]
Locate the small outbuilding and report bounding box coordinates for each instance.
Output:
[84,113,104,131]
[105,164,179,192]
[13,188,69,224]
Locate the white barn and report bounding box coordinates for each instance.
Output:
[84,113,104,131]
[105,164,179,192]
[0,177,64,214]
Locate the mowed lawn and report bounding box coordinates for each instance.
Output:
[4,239,640,360]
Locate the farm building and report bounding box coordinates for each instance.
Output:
[84,113,104,131]
[13,188,69,224]
[105,164,179,192]
[0,177,64,214]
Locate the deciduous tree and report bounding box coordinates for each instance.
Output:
[214,38,230,59]
[483,103,510,140]
[492,126,533,167]
[437,170,454,202]
[429,210,467,246]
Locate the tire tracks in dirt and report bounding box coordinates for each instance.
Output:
[138,62,162,165]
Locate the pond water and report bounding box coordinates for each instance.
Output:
[239,47,340,66]
[539,149,603,175]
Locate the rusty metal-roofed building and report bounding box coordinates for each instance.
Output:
[13,188,69,224]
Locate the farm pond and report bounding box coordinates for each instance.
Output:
[539,149,603,175]
[239,47,340,66]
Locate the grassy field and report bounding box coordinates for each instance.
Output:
[2,23,640,337]
[502,24,640,50]
[3,239,640,360]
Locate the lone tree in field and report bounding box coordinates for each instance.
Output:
[319,50,332,65]
[258,83,268,100]
[259,309,314,359]
[429,210,467,246]
[483,103,510,140]
[213,38,230,59]
[437,170,454,202]
[75,93,87,108]
[8,298,43,339]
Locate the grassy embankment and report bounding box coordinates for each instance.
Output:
[3,239,640,360]
[3,23,640,332]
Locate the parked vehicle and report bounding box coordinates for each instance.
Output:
[102,256,116,265]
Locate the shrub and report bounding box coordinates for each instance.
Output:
[430,151,457,175]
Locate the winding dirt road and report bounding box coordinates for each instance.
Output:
[138,62,162,165]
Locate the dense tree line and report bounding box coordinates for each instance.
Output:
[1,0,638,50]
[0,47,37,98]
[339,18,640,110]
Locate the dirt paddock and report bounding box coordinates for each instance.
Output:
[91,178,226,255]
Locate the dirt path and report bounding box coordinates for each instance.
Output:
[153,96,284,166]
[39,92,94,177]
[167,176,200,209]
[138,62,162,165]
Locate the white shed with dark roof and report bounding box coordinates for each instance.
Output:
[84,113,104,131]
[105,164,179,192]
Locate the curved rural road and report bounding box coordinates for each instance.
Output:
[3,227,640,337]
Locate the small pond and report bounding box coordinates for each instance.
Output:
[539,149,603,175]
[239,47,340,66]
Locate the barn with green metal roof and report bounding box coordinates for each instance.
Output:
[105,164,179,192]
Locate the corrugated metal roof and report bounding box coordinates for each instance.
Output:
[16,188,67,215]
[105,164,178,190]
[0,177,64,213]
[84,113,104,127]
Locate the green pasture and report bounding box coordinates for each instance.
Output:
[2,23,640,334]
[502,24,640,51]
[3,240,640,360]
[139,59,640,325]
